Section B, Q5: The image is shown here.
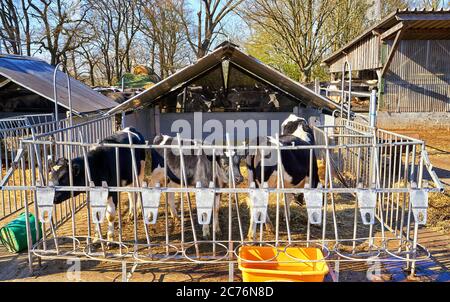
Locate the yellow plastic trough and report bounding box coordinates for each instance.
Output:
[238,246,329,282]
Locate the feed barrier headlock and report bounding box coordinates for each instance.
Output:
[409,181,428,225]
[356,183,377,225]
[141,181,162,225]
[36,181,56,224]
[90,181,109,224]
[304,183,324,225]
[195,181,216,225]
[248,182,269,224]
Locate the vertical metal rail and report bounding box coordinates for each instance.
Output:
[225,134,234,282]
[53,63,74,131]
[341,60,352,121]
[176,133,199,257]
[369,90,377,128]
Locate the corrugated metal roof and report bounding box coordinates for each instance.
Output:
[323,8,450,65]
[107,43,340,114]
[0,54,117,114]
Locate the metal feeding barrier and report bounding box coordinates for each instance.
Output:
[0,114,61,221]
[0,115,116,227]
[0,115,444,281]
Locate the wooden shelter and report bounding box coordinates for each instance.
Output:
[110,42,340,141]
[323,9,450,113]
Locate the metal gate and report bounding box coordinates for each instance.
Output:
[0,115,117,224]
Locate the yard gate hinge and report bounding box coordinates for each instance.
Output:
[249,182,269,224]
[89,181,109,224]
[36,181,56,223]
[195,181,215,225]
[304,183,323,225]
[141,181,162,224]
[356,183,377,225]
[410,182,428,225]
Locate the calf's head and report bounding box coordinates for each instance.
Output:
[216,151,244,185]
[281,114,314,143]
[49,157,85,204]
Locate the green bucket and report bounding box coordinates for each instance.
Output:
[0,213,42,253]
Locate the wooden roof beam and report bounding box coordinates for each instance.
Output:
[404,28,450,37]
[396,13,450,21]
[372,29,383,36]
[380,29,405,78]
[381,22,407,40]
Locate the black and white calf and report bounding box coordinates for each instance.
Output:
[150,135,244,237]
[49,127,146,242]
[246,115,319,239]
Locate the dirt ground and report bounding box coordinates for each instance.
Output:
[0,129,449,282]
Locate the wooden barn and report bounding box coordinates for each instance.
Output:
[322,9,450,128]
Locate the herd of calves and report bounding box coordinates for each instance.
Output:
[48,114,319,240]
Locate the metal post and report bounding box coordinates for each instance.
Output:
[53,63,73,128]
[53,63,63,123]
[369,89,377,128]
[347,62,352,122]
[341,60,352,120]
[121,112,125,129]
[121,75,125,92]
[314,78,320,94]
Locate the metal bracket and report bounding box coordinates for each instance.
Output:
[304,183,323,225]
[36,181,56,223]
[410,182,428,225]
[356,183,377,225]
[89,181,109,224]
[249,182,269,224]
[195,181,215,225]
[141,181,162,224]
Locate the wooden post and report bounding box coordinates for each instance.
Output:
[380,29,404,78]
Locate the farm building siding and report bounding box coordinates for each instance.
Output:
[329,35,381,73]
[382,40,450,112]
[123,106,156,140]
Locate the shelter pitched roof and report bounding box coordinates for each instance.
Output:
[107,43,340,114]
[0,54,117,114]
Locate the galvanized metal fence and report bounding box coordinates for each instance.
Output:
[0,115,444,280]
[0,115,117,223]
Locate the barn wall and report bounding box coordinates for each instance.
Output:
[381,40,450,112]
[159,109,323,144]
[123,107,156,140]
[329,35,381,73]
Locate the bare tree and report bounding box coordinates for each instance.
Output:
[409,0,446,9]
[329,0,369,51]
[242,0,368,82]
[76,42,101,86]
[0,0,32,55]
[140,0,188,79]
[28,0,91,65]
[0,0,21,54]
[87,0,142,85]
[180,0,243,58]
